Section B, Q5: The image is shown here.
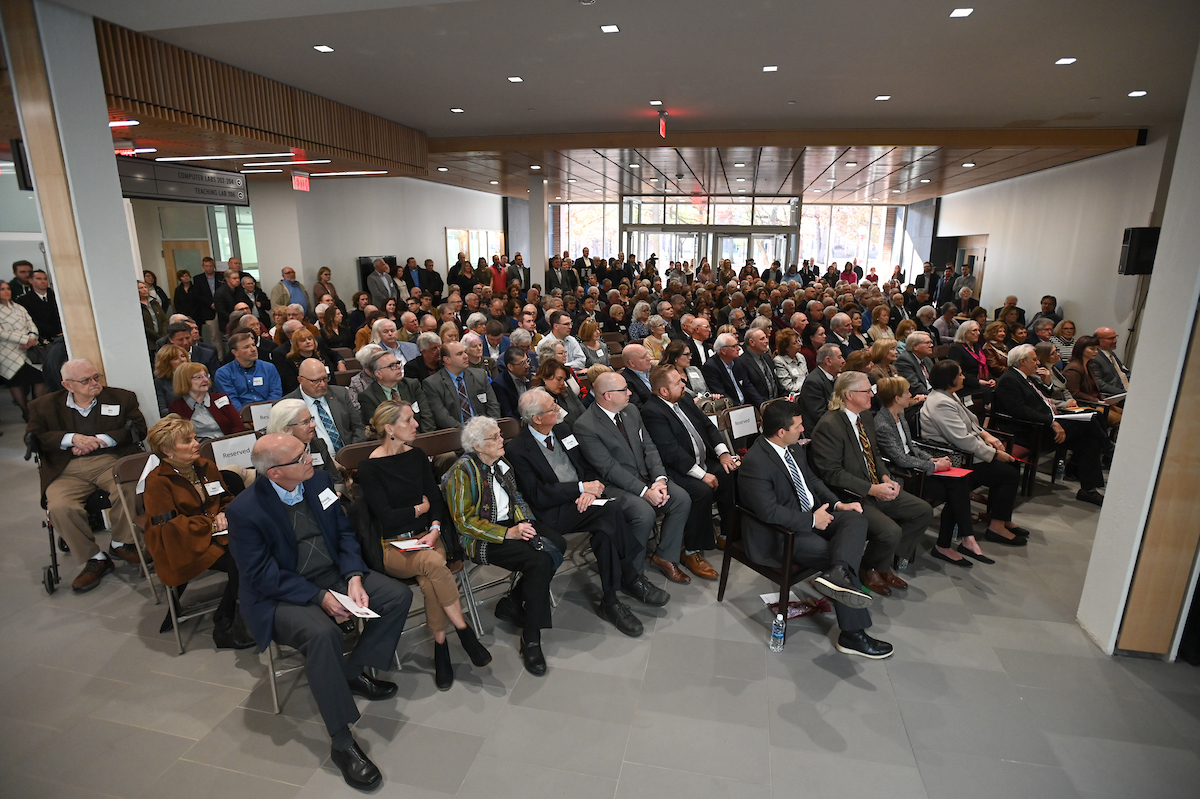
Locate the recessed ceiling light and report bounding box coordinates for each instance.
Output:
[568,179,577,183]
[594,188,602,193]
[508,76,523,83]
[241,159,330,166]
[736,177,746,182]
[600,24,619,33]
[313,45,334,53]
[156,152,295,162]
[962,161,976,167]
[240,169,283,174]
[649,178,658,182]
[812,189,822,193]
[1056,57,1077,65]
[875,95,891,101]
[1128,90,1147,97]
[629,164,639,168]
[311,171,388,176]
[845,161,858,166]
[787,100,796,105]
[132,148,157,154]
[738,189,746,193]
[530,165,541,170]
[762,65,778,72]
[649,100,662,106]
[437,167,449,172]
[892,189,901,193]
[734,162,745,167]
[827,178,836,182]
[450,108,464,113]
[949,8,973,17]
[555,196,561,199]
[920,178,930,183]
[490,180,499,185]
[108,120,139,127]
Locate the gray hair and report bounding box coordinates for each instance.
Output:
[416,331,441,351]
[713,332,738,351]
[510,328,532,348]
[1030,318,1054,335]
[831,312,850,329]
[460,415,499,455]
[536,337,562,361]
[287,303,305,315]
[1008,343,1037,367]
[465,312,488,329]
[915,304,936,321]
[169,313,190,324]
[518,387,555,423]
[816,343,842,365]
[954,320,979,344]
[370,317,395,343]
[958,287,972,298]
[905,331,931,350]
[61,358,95,381]
[647,314,666,331]
[266,398,307,434]
[250,434,295,475]
[359,347,390,374]
[462,332,482,348]
[749,316,771,332]
[632,301,650,320]
[355,343,383,366]
[282,319,304,336]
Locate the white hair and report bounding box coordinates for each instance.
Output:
[518,387,554,423]
[1008,343,1036,367]
[460,415,499,455]
[266,399,306,434]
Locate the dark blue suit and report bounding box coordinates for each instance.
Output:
[702,356,766,408]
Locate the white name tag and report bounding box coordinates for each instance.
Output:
[411,401,419,413]
[204,481,224,496]
[311,451,325,466]
[562,435,579,450]
[318,487,338,510]
[477,393,487,403]
[214,395,230,408]
[101,404,120,416]
[252,376,264,386]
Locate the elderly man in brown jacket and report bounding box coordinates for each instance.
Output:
[26,359,148,592]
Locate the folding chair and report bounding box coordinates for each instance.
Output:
[109,452,160,603]
[240,400,277,431]
[333,347,355,362]
[334,369,360,387]
[609,352,625,371]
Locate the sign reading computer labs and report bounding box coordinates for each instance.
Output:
[115,155,249,206]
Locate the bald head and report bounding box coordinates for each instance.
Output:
[297,358,330,398]
[622,343,651,372]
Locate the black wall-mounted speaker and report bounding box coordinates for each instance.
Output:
[1118,227,1160,275]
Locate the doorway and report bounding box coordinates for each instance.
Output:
[162,240,212,287]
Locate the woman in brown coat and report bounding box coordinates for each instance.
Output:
[143,415,253,649]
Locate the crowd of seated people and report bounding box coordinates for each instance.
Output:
[15,252,1139,792]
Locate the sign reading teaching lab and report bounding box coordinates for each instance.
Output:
[115,156,249,206]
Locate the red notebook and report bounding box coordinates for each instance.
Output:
[932,466,973,478]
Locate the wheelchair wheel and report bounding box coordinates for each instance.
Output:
[43,565,56,594]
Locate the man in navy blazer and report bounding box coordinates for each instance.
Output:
[228,434,412,790]
[702,333,766,407]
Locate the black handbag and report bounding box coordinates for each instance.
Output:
[25,342,50,365]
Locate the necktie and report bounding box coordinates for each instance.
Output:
[1108,352,1130,390]
[456,374,473,422]
[759,354,777,396]
[783,450,813,512]
[615,412,631,448]
[314,399,342,452]
[727,365,744,404]
[855,417,880,484]
[545,435,554,452]
[672,403,706,469]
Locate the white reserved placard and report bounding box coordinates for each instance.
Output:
[209,434,256,470]
[728,406,759,438]
[250,403,274,431]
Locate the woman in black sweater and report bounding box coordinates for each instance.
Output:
[356,400,491,690]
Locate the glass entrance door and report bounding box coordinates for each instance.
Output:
[715,235,748,269]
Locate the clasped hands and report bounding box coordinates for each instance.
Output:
[576,480,605,511]
[70,433,107,456]
[867,475,902,501]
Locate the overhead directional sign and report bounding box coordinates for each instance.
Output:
[116,155,249,206]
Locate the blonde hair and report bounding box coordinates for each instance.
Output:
[875,375,911,408]
[828,371,869,412]
[154,345,189,379]
[370,399,411,439]
[146,414,195,458]
[173,362,209,397]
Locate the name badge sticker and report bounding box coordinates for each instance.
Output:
[101,404,120,416]
[477,393,487,403]
[411,401,419,413]
[311,451,325,466]
[562,435,579,450]
[318,487,338,510]
[204,481,224,496]
[252,376,264,386]
[214,395,230,408]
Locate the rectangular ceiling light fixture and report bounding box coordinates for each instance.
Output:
[311,170,388,176]
[600,24,619,33]
[949,8,973,17]
[157,152,295,162]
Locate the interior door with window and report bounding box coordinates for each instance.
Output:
[162,240,212,289]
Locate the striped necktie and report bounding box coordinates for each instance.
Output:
[783,449,813,511]
[456,374,474,422]
[313,399,342,452]
[856,417,880,483]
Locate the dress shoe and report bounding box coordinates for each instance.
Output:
[1006,525,1031,538]
[681,552,719,580]
[984,530,1028,547]
[330,741,382,791]
[494,595,526,628]
[861,568,892,596]
[621,574,670,606]
[598,600,644,637]
[433,640,454,691]
[1076,488,1104,507]
[811,566,872,609]
[835,629,894,659]
[931,547,972,568]
[715,534,727,551]
[519,638,547,676]
[71,556,113,593]
[212,617,256,650]
[957,545,996,564]
[347,672,398,701]
[109,543,142,566]
[883,571,908,590]
[455,625,493,667]
[651,554,691,584]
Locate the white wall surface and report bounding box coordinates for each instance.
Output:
[936,137,1167,340]
[249,176,502,293]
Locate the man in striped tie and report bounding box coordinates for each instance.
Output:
[739,401,891,659]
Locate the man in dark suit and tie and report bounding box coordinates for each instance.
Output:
[895,331,934,397]
[17,268,63,341]
[506,253,531,292]
[493,346,531,419]
[545,256,579,295]
[738,401,891,658]
[933,266,958,307]
[423,340,499,430]
[799,344,844,432]
[192,257,223,354]
[229,434,412,790]
[285,357,367,449]
[642,366,738,579]
[810,371,934,595]
[575,371,693,584]
[573,247,593,283]
[618,343,655,407]
[399,257,425,295]
[702,333,765,408]
[507,389,669,634]
[887,293,911,329]
[737,328,780,402]
[685,317,714,367]
[912,262,936,293]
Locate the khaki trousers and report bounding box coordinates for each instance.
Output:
[382,537,458,635]
[45,453,133,565]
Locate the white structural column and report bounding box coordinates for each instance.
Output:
[1077,42,1200,656]
[528,175,549,291]
[0,0,156,416]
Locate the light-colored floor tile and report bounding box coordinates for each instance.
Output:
[134,760,302,799]
[1020,685,1185,748]
[479,703,630,779]
[347,715,485,795]
[625,709,771,784]
[881,625,1006,671]
[1046,732,1200,799]
[766,649,896,709]
[913,750,1079,799]
[772,748,928,799]
[0,663,131,729]
[619,762,772,799]
[993,648,1141,695]
[93,670,250,740]
[768,697,916,766]
[885,660,1026,709]
[180,708,328,786]
[507,664,643,724]
[638,665,768,728]
[973,615,1106,659]
[541,625,653,679]
[456,753,617,799]
[898,698,1060,767]
[647,630,766,680]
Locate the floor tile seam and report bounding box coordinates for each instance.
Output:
[0,769,127,798]
[82,706,209,743]
[479,748,621,787]
[15,661,138,690]
[175,756,313,788]
[636,666,771,729]
[143,668,261,694]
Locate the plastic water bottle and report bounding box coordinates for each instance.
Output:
[1054,458,1066,483]
[769,614,786,652]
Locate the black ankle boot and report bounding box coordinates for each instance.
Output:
[212,617,255,650]
[434,640,454,691]
[456,625,493,667]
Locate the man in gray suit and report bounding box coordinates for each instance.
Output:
[1090,327,1131,396]
[285,358,367,452]
[423,340,500,430]
[575,372,694,584]
[895,332,934,396]
[799,344,844,433]
[366,258,398,309]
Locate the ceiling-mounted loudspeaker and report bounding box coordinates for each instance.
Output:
[1118,227,1159,275]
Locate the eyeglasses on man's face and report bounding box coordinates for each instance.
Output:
[64,374,104,386]
[300,375,330,385]
[268,447,312,470]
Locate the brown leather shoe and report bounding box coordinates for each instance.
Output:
[862,568,891,597]
[651,555,691,584]
[109,543,142,566]
[715,534,727,551]
[72,557,114,593]
[681,552,719,580]
[883,571,908,590]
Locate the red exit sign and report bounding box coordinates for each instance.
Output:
[659,116,666,139]
[292,170,310,192]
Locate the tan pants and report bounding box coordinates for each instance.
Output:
[382,537,458,635]
[45,454,133,566]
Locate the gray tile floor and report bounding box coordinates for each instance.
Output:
[2,415,1199,798]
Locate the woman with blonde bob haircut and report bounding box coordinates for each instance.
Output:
[356,400,492,690]
[152,344,190,416]
[167,362,245,440]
